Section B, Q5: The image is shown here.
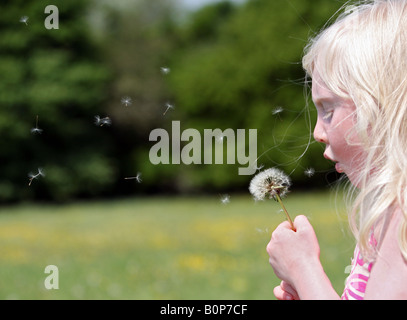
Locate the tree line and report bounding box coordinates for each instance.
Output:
[0,0,345,202]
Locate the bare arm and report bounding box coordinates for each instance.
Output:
[293,258,340,300]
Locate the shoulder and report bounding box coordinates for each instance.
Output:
[365,208,407,299]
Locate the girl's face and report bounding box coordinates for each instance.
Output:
[312,71,366,186]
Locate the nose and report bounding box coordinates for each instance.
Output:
[313,118,328,144]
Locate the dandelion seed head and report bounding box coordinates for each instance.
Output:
[30,128,43,134]
[124,172,142,183]
[20,16,29,25]
[101,117,112,126]
[28,168,45,179]
[304,167,315,177]
[136,172,142,183]
[253,163,264,172]
[37,168,45,177]
[220,194,230,205]
[255,227,269,234]
[272,106,284,115]
[94,115,111,126]
[160,67,170,75]
[94,115,101,125]
[28,168,45,186]
[31,115,42,134]
[163,103,174,115]
[121,96,132,107]
[249,168,291,201]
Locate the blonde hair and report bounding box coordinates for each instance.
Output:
[303,0,407,261]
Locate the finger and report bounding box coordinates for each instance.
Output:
[271,220,294,239]
[278,220,294,230]
[273,285,293,300]
[280,281,299,300]
[293,215,317,237]
[293,215,311,228]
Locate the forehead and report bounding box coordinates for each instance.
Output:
[311,72,336,102]
[311,71,356,114]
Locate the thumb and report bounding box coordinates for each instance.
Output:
[293,215,320,253]
[293,215,312,229]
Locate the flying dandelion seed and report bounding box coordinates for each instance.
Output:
[20,16,29,25]
[163,103,174,115]
[94,115,111,127]
[254,163,264,172]
[249,168,295,230]
[30,115,43,134]
[160,67,170,75]
[220,194,230,205]
[255,227,269,234]
[304,167,315,177]
[101,117,112,126]
[272,106,284,115]
[124,172,142,183]
[28,168,45,186]
[121,96,132,107]
[94,115,101,125]
[30,127,43,134]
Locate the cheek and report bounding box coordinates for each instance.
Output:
[329,134,349,157]
[328,115,359,148]
[326,123,346,147]
[327,125,361,160]
[332,134,366,173]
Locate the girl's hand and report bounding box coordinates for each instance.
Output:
[267,215,321,287]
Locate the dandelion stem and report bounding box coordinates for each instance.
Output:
[275,194,295,230]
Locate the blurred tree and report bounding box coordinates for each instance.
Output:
[165,0,346,192]
[90,0,182,196]
[0,0,347,202]
[0,0,114,202]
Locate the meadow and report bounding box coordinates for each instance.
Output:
[0,191,355,300]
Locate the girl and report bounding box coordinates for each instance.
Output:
[267,0,407,300]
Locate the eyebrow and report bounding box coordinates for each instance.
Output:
[312,97,332,106]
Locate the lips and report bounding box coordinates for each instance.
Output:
[323,152,335,162]
[335,163,343,173]
[323,152,343,173]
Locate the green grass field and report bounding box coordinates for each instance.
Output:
[0,191,355,300]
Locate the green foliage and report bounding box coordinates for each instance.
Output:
[166,0,345,192]
[92,0,179,197]
[0,0,347,202]
[0,0,114,202]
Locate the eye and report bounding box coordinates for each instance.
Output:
[322,110,333,120]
